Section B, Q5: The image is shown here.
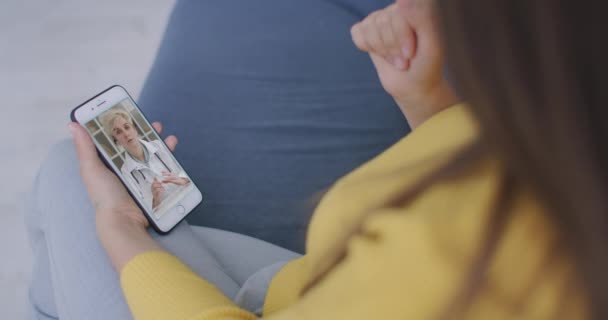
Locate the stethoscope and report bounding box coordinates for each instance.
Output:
[129,153,172,186]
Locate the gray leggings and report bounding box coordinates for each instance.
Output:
[25,140,300,319]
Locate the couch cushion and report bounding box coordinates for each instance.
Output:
[138,0,409,253]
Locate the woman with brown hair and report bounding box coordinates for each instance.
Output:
[38,0,604,318]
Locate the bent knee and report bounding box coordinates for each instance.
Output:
[33,139,89,212]
[38,139,80,184]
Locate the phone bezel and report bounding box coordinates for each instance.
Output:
[70,85,203,234]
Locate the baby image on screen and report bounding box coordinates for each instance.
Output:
[84,99,192,219]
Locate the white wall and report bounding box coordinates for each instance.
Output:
[0,1,175,318]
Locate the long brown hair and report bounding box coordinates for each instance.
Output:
[440,0,608,317]
[302,0,608,318]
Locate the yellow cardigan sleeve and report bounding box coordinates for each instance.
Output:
[120,251,257,320]
[262,256,309,316]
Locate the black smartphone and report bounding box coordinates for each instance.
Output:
[71,85,202,234]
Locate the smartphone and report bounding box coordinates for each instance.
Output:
[70,85,203,234]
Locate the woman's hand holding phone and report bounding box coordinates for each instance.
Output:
[350,0,459,128]
[69,120,176,272]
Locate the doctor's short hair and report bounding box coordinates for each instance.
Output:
[99,108,137,142]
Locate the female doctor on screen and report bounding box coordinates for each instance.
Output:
[100,108,190,211]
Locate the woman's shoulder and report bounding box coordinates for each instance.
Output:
[359,159,583,317]
[307,104,483,252]
[305,103,584,317]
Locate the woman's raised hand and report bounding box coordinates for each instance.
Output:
[350,0,459,128]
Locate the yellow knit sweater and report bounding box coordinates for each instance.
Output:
[120,105,586,319]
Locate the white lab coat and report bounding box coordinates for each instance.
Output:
[120,139,182,211]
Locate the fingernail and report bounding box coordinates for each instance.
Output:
[402,46,410,58]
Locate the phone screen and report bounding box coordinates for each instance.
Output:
[83,97,194,220]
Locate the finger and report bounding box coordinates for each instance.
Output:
[164,135,178,152]
[397,0,442,70]
[351,22,369,52]
[69,123,104,173]
[398,0,434,30]
[375,6,406,69]
[363,12,387,57]
[389,4,416,61]
[398,0,439,50]
[152,122,163,134]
